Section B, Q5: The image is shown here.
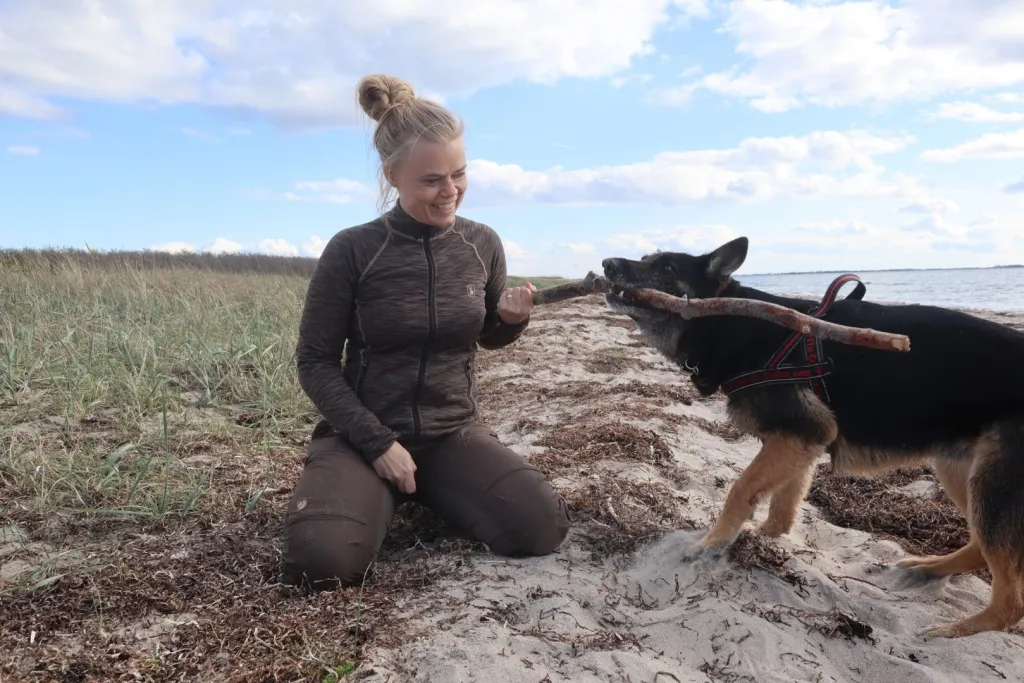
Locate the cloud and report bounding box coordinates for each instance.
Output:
[924,102,1024,123]
[148,242,198,254]
[898,199,959,214]
[921,127,1024,162]
[259,238,300,257]
[147,237,307,257]
[562,242,598,255]
[254,178,375,205]
[675,0,1024,113]
[464,130,920,207]
[206,238,243,254]
[603,224,739,257]
[503,240,531,260]
[0,0,707,130]
[6,144,40,156]
[303,236,328,257]
[1004,177,1024,194]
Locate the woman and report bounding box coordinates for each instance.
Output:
[282,74,571,589]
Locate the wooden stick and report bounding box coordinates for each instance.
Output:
[532,273,911,353]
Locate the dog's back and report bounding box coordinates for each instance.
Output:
[820,298,1024,451]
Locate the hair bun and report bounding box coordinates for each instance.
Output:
[357,74,415,121]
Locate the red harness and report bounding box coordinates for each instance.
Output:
[719,274,866,403]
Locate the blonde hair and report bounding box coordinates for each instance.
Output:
[356,74,464,214]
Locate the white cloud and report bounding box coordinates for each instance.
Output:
[148,242,198,254]
[995,93,1024,105]
[0,0,707,130]
[503,240,531,260]
[610,74,654,88]
[1004,177,1024,194]
[263,178,375,205]
[924,102,1024,124]
[675,0,1024,113]
[465,130,920,207]
[562,242,598,255]
[921,128,1024,162]
[303,236,328,257]
[205,237,243,254]
[603,224,739,257]
[6,144,40,156]
[259,238,300,257]
[898,199,959,215]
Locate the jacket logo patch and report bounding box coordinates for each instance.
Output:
[466,284,476,296]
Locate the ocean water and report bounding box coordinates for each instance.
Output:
[739,268,1024,312]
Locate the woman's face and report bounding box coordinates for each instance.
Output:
[387,136,468,228]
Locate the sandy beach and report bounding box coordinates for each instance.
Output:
[3,277,1024,682]
[353,296,1024,683]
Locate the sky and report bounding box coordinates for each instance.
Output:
[1,0,1023,278]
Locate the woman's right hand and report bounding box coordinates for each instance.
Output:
[372,441,418,494]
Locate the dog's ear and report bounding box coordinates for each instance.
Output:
[705,237,748,280]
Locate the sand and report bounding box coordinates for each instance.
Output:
[351,297,1024,683]
[4,294,1024,682]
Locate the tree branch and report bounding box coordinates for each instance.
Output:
[532,272,911,353]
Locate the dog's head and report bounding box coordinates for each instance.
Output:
[601,237,749,361]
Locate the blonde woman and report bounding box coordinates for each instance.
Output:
[282,74,570,588]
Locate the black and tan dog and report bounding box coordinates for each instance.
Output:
[602,237,1024,640]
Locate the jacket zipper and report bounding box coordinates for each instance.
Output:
[412,234,437,438]
[466,357,477,416]
[354,351,368,398]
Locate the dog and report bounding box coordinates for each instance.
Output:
[601,236,1024,640]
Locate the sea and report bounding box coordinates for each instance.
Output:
[739,267,1024,313]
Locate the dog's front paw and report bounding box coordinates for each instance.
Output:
[916,623,956,641]
[679,532,733,562]
[896,555,938,570]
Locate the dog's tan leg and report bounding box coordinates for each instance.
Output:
[897,457,989,574]
[757,461,817,537]
[897,538,987,575]
[919,547,1024,639]
[698,436,823,549]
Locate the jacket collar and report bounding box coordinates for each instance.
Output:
[386,200,455,239]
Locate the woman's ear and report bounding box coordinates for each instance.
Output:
[383,164,398,188]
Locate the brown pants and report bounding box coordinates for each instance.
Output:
[280,421,570,588]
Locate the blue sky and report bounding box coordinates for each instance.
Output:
[1,0,1023,277]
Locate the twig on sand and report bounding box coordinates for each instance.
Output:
[532,272,911,353]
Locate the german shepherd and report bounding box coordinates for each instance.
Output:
[602,237,1024,640]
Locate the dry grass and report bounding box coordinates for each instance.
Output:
[0,258,456,681]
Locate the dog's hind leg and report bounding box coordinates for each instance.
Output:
[919,422,1024,639]
[898,457,988,575]
[757,461,817,537]
[691,436,823,554]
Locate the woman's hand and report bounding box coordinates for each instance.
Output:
[372,441,418,494]
[498,283,537,325]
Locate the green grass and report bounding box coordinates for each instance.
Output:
[0,248,566,681]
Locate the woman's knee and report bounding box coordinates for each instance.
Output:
[282,520,380,589]
[487,469,570,557]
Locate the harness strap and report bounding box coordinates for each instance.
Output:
[720,274,865,402]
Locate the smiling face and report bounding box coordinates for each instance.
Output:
[387,136,468,228]
[601,237,749,361]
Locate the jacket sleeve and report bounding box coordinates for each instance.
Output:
[478,229,530,350]
[295,232,399,462]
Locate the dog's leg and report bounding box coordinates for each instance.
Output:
[898,457,988,575]
[687,436,822,557]
[919,426,1024,639]
[757,461,817,537]
[918,548,1024,639]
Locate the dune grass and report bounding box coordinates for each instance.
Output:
[0,249,569,681]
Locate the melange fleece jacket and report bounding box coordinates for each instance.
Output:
[295,202,529,462]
